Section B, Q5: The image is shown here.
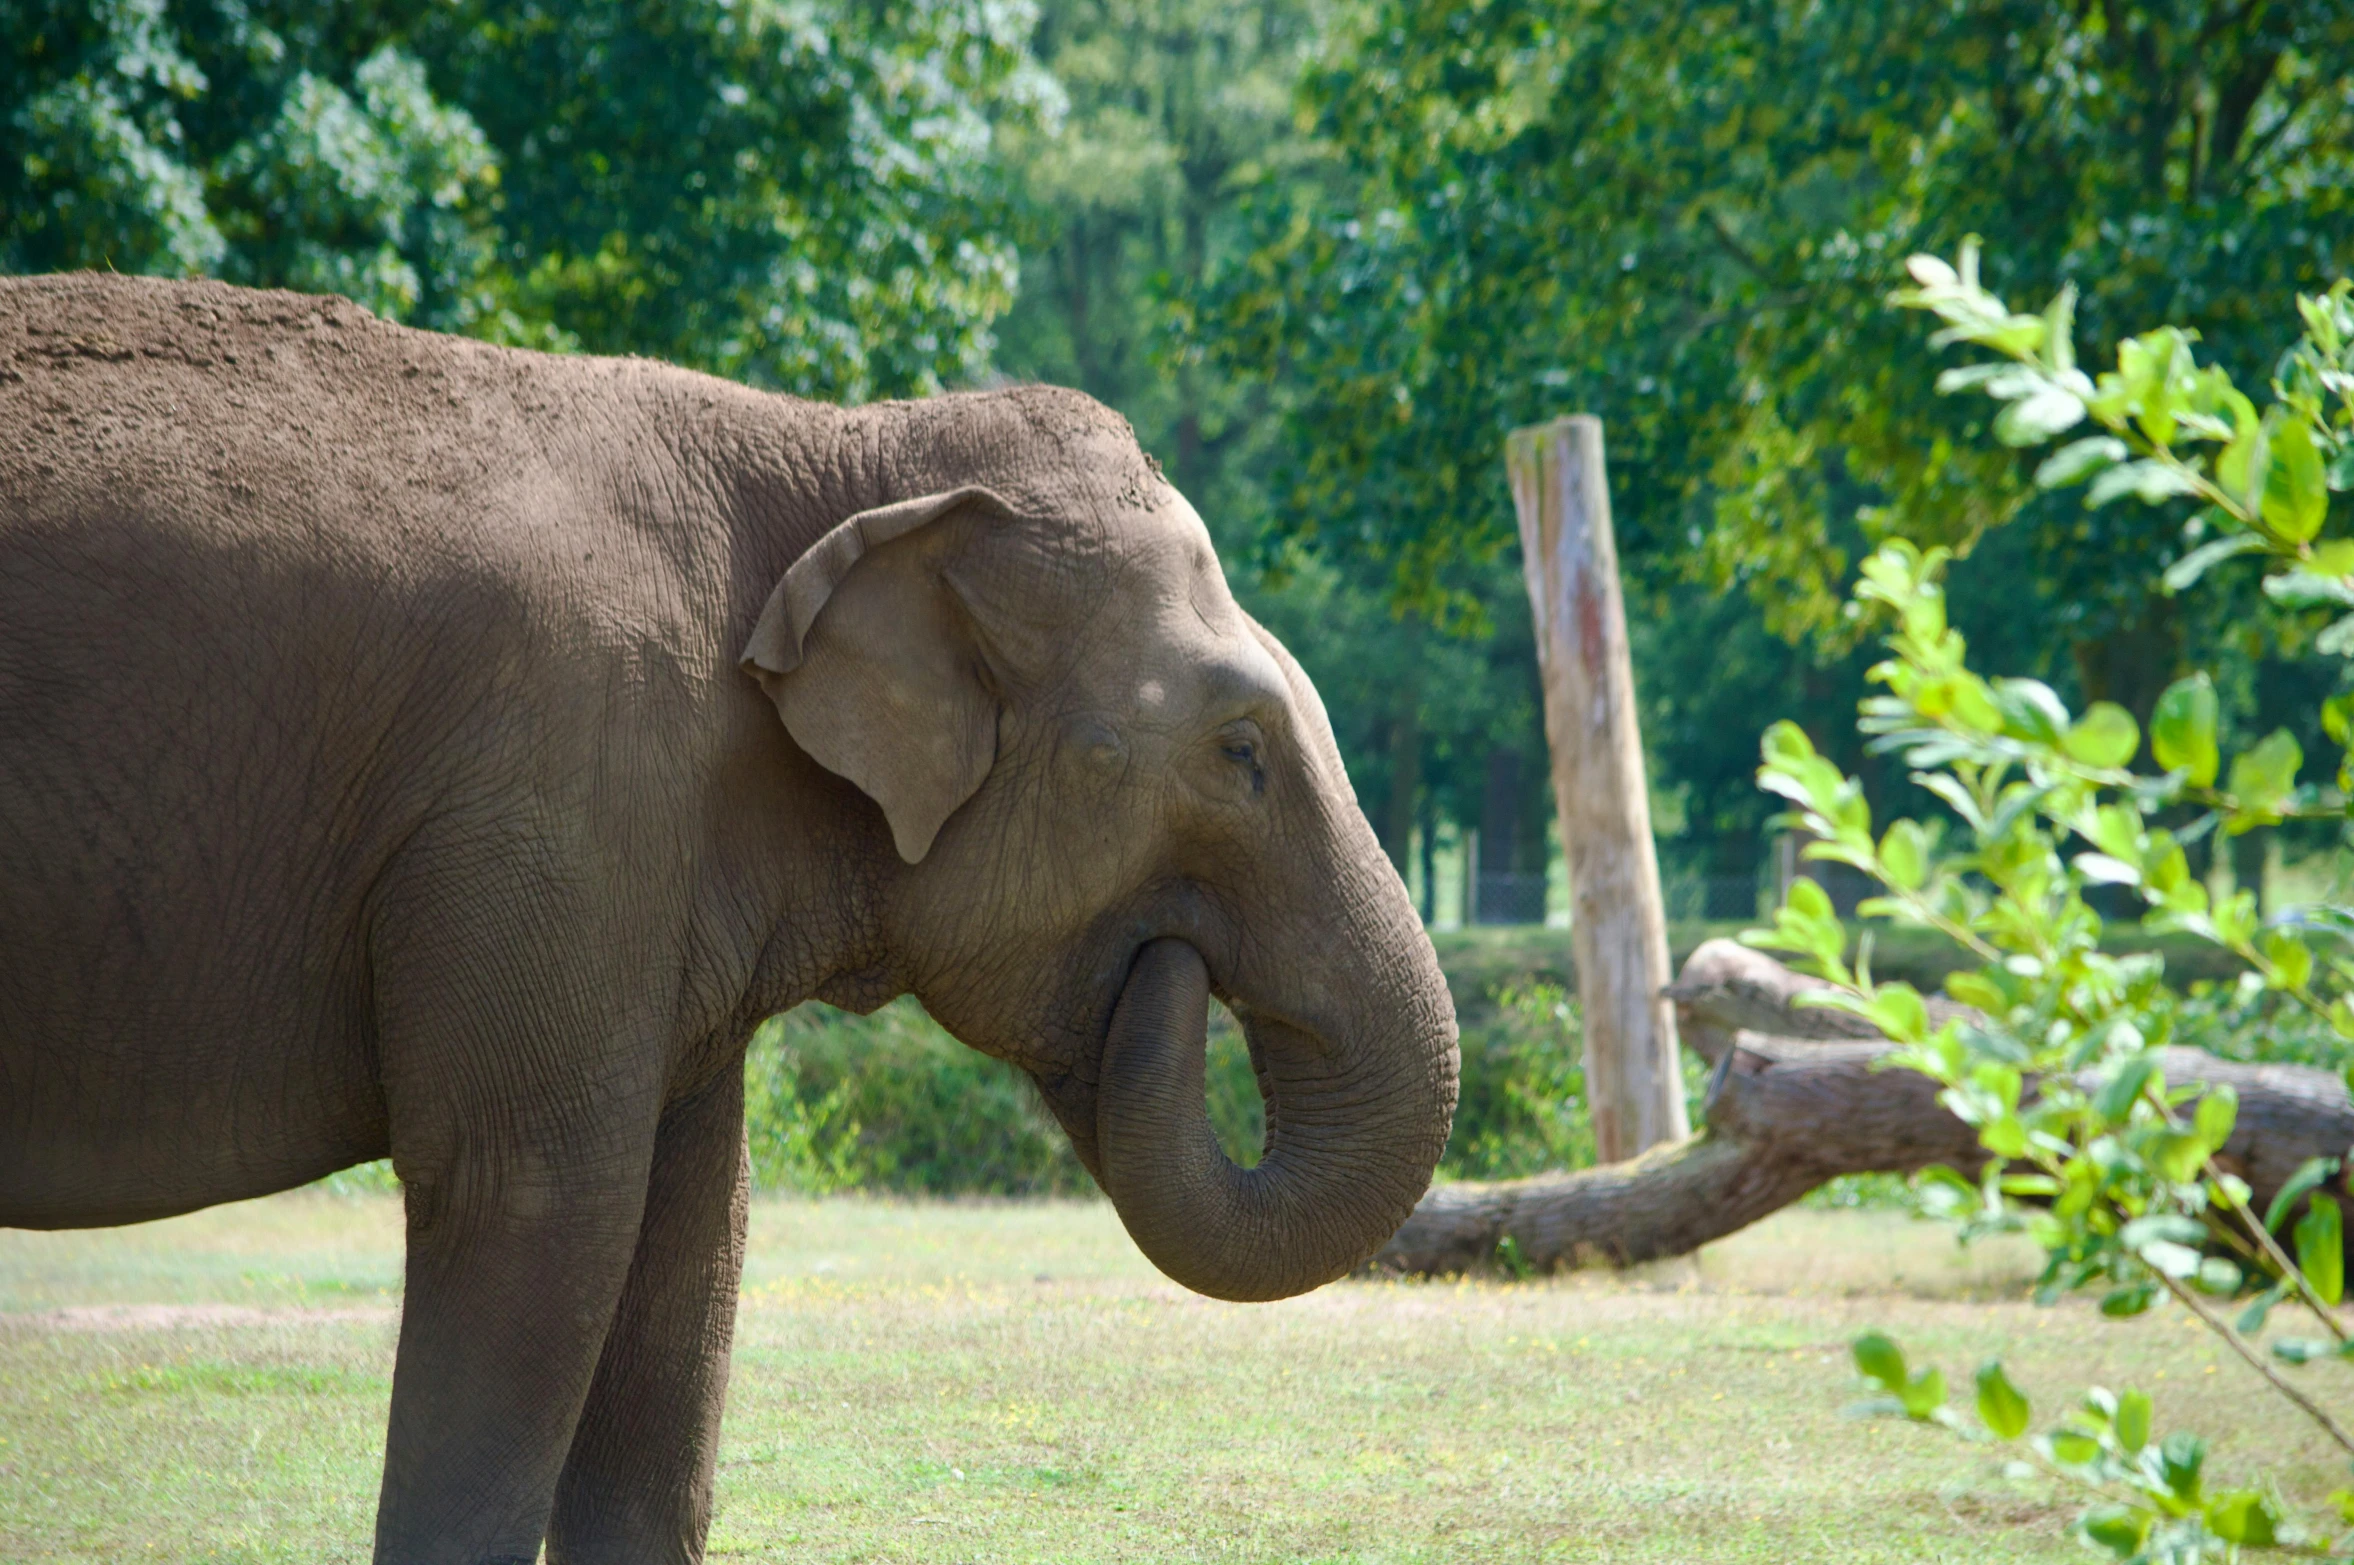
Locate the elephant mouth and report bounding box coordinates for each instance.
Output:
[1034,936,1447,1303]
[1029,931,1235,1182]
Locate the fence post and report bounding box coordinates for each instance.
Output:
[1507,415,1689,1161]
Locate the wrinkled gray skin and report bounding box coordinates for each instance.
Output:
[0,275,1459,1563]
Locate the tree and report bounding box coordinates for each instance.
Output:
[1198,0,2354,887]
[2,0,1053,398]
[997,0,1556,897]
[1750,246,2354,1560]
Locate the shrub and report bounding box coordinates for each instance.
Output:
[745,1000,1097,1197]
[1753,243,2354,1559]
[745,981,1617,1196]
[1440,982,1592,1180]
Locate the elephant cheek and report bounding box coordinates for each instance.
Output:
[1030,1070,1103,1181]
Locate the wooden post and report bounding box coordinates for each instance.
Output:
[1507,415,1689,1161]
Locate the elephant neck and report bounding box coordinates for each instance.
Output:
[689,392,948,1031]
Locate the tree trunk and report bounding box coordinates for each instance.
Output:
[1368,941,2354,1276]
[1382,687,1421,882]
[1507,415,1685,1159]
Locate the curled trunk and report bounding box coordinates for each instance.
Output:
[1095,939,1451,1303]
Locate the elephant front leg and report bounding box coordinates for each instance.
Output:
[548,1065,750,1565]
[374,1115,657,1565]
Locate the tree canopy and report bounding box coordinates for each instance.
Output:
[16,0,2354,907]
[1179,0,2354,886]
[1205,0,2354,628]
[4,0,1055,398]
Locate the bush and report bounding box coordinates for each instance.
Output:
[746,1000,1093,1197]
[1440,983,1594,1180]
[745,982,1620,1196]
[1753,244,2354,1559]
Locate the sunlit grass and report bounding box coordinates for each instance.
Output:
[0,1193,2331,1562]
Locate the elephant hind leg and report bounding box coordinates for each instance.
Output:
[547,1063,749,1565]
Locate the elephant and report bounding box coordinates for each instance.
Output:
[0,272,1459,1562]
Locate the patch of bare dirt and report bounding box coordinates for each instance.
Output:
[0,1302,396,1333]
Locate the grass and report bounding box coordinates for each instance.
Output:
[4,1194,2346,1562]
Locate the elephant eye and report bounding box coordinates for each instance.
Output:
[1214,723,1267,797]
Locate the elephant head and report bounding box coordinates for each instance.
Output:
[741,389,1458,1302]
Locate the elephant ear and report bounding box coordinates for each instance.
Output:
[740,486,1017,864]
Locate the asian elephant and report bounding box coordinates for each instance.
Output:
[0,273,1459,1563]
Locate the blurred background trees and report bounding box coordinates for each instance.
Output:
[1189,0,2354,912]
[3,0,1053,397]
[12,0,2354,924]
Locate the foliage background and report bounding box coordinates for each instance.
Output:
[742,954,1603,1195]
[3,0,1058,398]
[18,0,2354,1196]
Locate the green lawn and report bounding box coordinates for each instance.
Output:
[0,1194,2335,1563]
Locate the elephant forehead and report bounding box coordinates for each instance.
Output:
[1072,488,1285,723]
[1109,631,1286,729]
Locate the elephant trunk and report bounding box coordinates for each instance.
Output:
[1095,938,1455,1302]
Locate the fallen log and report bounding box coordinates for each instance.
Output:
[1369,940,2354,1277]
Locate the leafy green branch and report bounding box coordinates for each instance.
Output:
[1741,244,2354,1560]
[1854,1336,2336,1560]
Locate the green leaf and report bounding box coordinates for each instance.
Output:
[2193,1084,2237,1151]
[2074,852,2138,885]
[1979,1114,2028,1157]
[2094,1054,2157,1125]
[2264,1156,2340,1233]
[2214,889,2261,946]
[1878,820,1928,890]
[2150,674,2220,786]
[1974,1360,2030,1440]
[2319,613,2354,657]
[2051,1429,2105,1466]
[1994,387,2086,446]
[2160,1431,2206,1502]
[2273,1336,2336,1364]
[2218,413,2272,516]
[2260,569,2354,608]
[2036,436,2127,489]
[1903,1367,1946,1419]
[2296,1192,2343,1305]
[2080,1504,2150,1558]
[2236,1283,2289,1335]
[1852,1332,1906,1390]
[2139,1239,2203,1278]
[2206,1489,2281,1546]
[2325,693,2354,747]
[2262,927,2314,993]
[1991,678,2070,744]
[2043,284,2078,373]
[2088,459,2202,510]
[2227,729,2303,817]
[2061,703,2139,768]
[2264,411,2329,542]
[1865,983,1932,1043]
[1935,362,2007,394]
[2151,1132,2211,1185]
[2100,1282,2158,1317]
[2085,801,2145,863]
[2115,1389,2151,1454]
[2162,532,2266,592]
[2119,1214,2207,1251]
[1912,1169,1978,1220]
